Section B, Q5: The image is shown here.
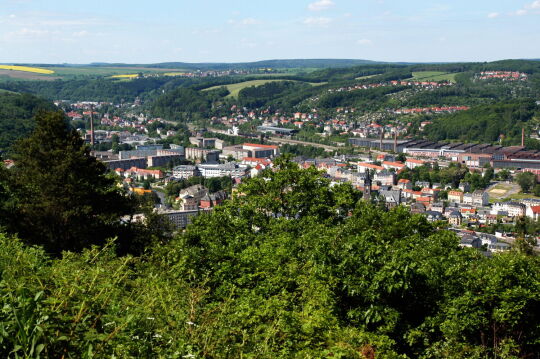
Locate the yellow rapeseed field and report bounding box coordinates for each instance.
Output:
[110,74,139,79]
[0,65,55,74]
[163,72,187,76]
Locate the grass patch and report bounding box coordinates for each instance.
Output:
[502,193,540,201]
[202,79,318,98]
[355,74,378,80]
[410,71,461,83]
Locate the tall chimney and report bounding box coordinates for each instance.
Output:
[90,105,95,148]
[522,127,525,147]
[394,132,398,153]
[379,128,384,150]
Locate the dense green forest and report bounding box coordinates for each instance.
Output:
[1,154,539,358]
[424,100,539,144]
[0,93,55,152]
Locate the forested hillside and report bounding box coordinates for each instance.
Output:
[424,100,539,144]
[0,93,55,152]
[0,157,539,358]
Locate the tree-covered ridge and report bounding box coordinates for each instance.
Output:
[0,92,55,152]
[423,99,539,144]
[0,158,539,358]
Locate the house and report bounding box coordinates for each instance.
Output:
[492,202,526,217]
[199,191,227,209]
[448,190,464,203]
[374,170,396,186]
[448,211,462,226]
[417,196,433,206]
[124,167,164,180]
[405,158,426,169]
[459,182,471,192]
[379,189,401,209]
[410,202,426,214]
[459,234,482,248]
[357,162,384,174]
[526,205,540,220]
[471,190,489,206]
[424,210,444,222]
[430,202,445,213]
[415,181,430,188]
[382,161,406,172]
[397,178,412,190]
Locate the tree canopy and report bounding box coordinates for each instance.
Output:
[1,158,539,358]
[0,110,134,254]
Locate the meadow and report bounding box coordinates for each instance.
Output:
[410,71,461,83]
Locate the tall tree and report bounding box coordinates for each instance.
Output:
[2,110,133,254]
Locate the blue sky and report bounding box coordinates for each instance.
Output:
[0,0,539,64]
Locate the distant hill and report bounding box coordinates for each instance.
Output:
[50,59,383,71]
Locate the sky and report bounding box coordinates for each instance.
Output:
[0,0,539,64]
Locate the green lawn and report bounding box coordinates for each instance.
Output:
[410,71,461,83]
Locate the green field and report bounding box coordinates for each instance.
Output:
[410,71,461,83]
[355,74,378,80]
[202,79,327,98]
[46,66,176,78]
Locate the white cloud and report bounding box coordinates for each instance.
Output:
[512,1,540,16]
[308,0,335,12]
[9,14,16,18]
[227,18,261,26]
[487,12,499,18]
[303,16,332,26]
[357,39,372,45]
[240,18,260,25]
[72,30,89,37]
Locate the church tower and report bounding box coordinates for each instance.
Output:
[363,171,372,201]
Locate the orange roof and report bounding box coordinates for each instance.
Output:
[417,197,432,202]
[243,143,278,149]
[358,162,384,170]
[383,161,405,167]
[243,157,271,164]
[406,159,426,164]
[530,206,540,214]
[398,179,410,183]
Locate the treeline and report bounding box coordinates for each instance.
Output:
[0,77,187,102]
[424,99,539,144]
[0,92,56,152]
[150,87,228,121]
[0,157,539,357]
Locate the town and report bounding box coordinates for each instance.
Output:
[38,89,540,256]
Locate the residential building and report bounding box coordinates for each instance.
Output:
[448,190,464,203]
[173,165,199,179]
[448,211,462,226]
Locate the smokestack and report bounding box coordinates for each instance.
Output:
[522,128,525,147]
[379,128,384,150]
[90,105,95,149]
[394,132,398,153]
